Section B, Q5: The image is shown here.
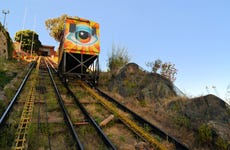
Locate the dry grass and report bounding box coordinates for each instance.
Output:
[100,88,194,149]
[103,123,139,150]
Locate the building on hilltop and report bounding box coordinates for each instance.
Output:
[13,43,56,59]
[38,45,56,56]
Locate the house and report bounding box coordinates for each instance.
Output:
[38,45,56,56]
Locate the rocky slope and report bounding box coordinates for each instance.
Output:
[99,63,230,150]
[108,63,177,101]
[0,23,13,59]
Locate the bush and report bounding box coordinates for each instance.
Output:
[0,124,16,148]
[4,87,15,100]
[107,45,130,74]
[215,137,228,150]
[0,100,6,116]
[173,114,191,128]
[0,71,14,88]
[197,124,213,145]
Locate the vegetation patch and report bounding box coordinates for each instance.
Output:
[197,124,213,146]
[0,124,17,149]
[214,136,229,150]
[173,114,191,128]
[4,86,15,100]
[196,124,229,150]
[0,71,16,89]
[0,100,6,116]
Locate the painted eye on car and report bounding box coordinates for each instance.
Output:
[76,30,91,44]
[67,24,98,46]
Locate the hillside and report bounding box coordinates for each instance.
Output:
[0,23,29,116]
[0,23,13,59]
[99,63,230,150]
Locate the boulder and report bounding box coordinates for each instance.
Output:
[108,63,176,100]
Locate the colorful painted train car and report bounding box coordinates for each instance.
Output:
[58,17,100,83]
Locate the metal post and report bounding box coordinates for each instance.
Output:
[2,10,9,27]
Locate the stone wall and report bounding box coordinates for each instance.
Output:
[0,30,8,59]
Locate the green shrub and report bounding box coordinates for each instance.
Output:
[0,124,16,148]
[215,137,228,150]
[0,71,14,88]
[119,135,125,142]
[0,100,6,115]
[139,100,147,107]
[27,124,39,150]
[4,87,15,100]
[197,124,212,145]
[173,114,190,128]
[107,45,130,74]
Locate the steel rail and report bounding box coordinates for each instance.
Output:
[46,58,116,150]
[63,84,117,150]
[0,62,36,126]
[45,59,84,150]
[46,57,57,73]
[93,86,189,150]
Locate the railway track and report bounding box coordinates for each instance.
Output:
[0,57,116,150]
[75,80,170,150]
[46,57,116,150]
[77,81,189,149]
[93,84,190,150]
[47,57,190,150]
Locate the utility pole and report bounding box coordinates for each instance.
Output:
[2,10,10,27]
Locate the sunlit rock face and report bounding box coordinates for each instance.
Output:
[0,30,8,59]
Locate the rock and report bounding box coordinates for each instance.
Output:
[0,91,6,101]
[135,142,148,150]
[108,63,176,100]
[6,71,16,78]
[183,94,230,125]
[167,94,230,149]
[207,121,230,141]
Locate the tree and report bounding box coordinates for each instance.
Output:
[146,59,177,82]
[161,62,177,82]
[107,45,131,74]
[14,30,41,53]
[146,59,162,73]
[45,14,72,42]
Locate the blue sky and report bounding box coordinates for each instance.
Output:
[1,0,230,102]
